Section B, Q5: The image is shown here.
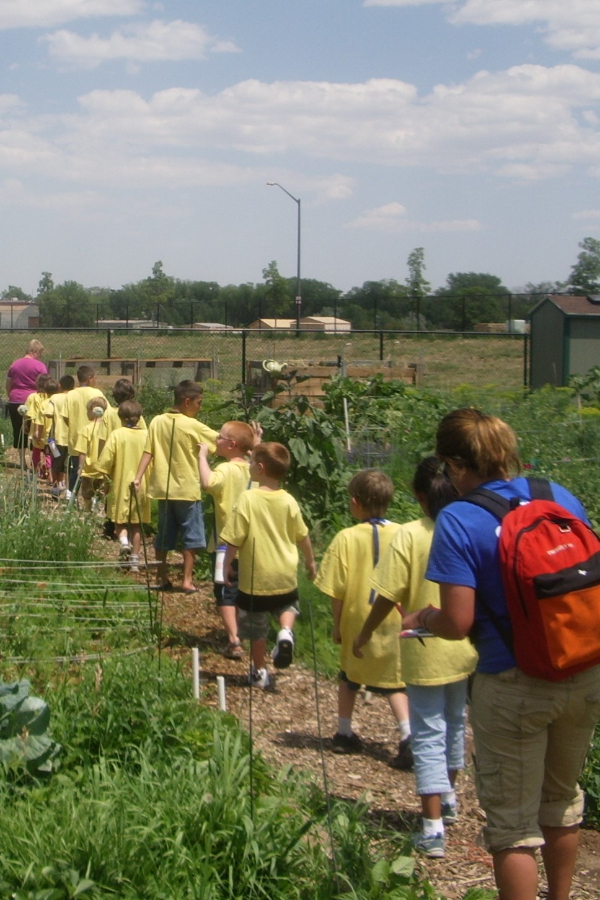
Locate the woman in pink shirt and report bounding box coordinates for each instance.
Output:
[6,339,48,463]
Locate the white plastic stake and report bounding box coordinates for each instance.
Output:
[217,675,227,711]
[192,647,200,699]
[0,434,4,448]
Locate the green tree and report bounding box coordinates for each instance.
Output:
[262,261,292,317]
[1,285,32,302]
[406,247,430,328]
[37,272,54,295]
[432,272,508,330]
[37,281,96,327]
[569,238,600,293]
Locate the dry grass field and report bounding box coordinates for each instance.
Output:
[0,329,527,393]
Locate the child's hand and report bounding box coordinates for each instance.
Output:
[352,632,369,658]
[224,563,235,587]
[132,478,141,492]
[198,443,209,460]
[332,624,341,644]
[305,560,317,581]
[251,421,263,445]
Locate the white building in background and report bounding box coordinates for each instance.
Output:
[0,300,39,329]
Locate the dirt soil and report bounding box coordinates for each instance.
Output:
[142,567,600,900]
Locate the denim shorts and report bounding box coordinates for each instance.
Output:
[471,665,600,853]
[214,559,238,608]
[339,670,405,696]
[406,679,469,796]
[155,499,206,551]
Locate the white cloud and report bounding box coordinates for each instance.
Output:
[364,0,600,60]
[346,203,483,233]
[43,19,241,68]
[572,209,600,220]
[1,63,600,196]
[0,0,143,30]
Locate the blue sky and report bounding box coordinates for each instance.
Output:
[1,0,600,296]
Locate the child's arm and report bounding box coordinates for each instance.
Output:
[197,443,212,489]
[352,594,397,658]
[298,534,316,581]
[223,542,239,587]
[330,597,343,644]
[77,451,86,474]
[133,451,153,491]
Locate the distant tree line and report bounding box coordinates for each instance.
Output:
[4,238,600,331]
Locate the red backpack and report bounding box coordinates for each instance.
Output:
[464,478,600,681]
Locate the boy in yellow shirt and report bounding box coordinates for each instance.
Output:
[134,380,218,593]
[315,469,411,761]
[62,365,106,496]
[74,396,108,511]
[221,442,316,689]
[97,400,150,574]
[199,420,256,659]
[26,374,54,478]
[43,374,74,497]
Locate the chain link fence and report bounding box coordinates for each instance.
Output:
[0,328,528,394]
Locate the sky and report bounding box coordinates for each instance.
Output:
[2,0,600,296]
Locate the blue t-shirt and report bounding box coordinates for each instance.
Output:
[426,477,589,674]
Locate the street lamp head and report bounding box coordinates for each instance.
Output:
[266,181,275,186]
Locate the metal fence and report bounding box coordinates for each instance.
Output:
[0,328,529,393]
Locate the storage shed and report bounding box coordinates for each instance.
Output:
[530,294,600,388]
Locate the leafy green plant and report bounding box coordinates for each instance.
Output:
[0,681,60,777]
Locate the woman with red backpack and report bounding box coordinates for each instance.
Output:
[402,408,600,900]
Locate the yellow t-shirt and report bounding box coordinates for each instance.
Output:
[144,411,218,501]
[315,521,404,689]
[371,516,478,686]
[43,392,69,447]
[204,459,252,551]
[74,417,106,479]
[26,392,49,449]
[101,405,147,441]
[97,427,150,524]
[221,489,308,595]
[63,386,106,455]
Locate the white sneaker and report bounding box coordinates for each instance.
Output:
[65,490,72,501]
[119,543,132,561]
[129,554,140,574]
[248,666,270,689]
[272,627,294,669]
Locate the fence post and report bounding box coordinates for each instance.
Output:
[106,329,112,359]
[379,330,384,361]
[241,330,247,385]
[523,333,529,388]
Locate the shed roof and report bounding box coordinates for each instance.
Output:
[533,294,600,317]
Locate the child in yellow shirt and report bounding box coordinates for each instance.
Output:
[315,469,410,760]
[221,442,316,690]
[74,396,108,511]
[27,374,55,479]
[98,400,150,574]
[198,420,256,659]
[62,365,106,495]
[42,374,74,497]
[134,380,218,593]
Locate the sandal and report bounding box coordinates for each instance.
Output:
[224,641,244,660]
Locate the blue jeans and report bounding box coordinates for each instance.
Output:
[406,679,469,796]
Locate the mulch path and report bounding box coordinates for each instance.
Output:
[130,559,600,900]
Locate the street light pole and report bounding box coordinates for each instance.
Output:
[266,182,301,330]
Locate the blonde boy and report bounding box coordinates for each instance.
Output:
[97,400,150,574]
[221,442,316,690]
[199,420,255,659]
[74,396,108,511]
[134,380,218,593]
[62,366,106,494]
[315,469,411,761]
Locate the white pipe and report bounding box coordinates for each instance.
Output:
[192,647,200,699]
[217,675,227,711]
[343,397,351,452]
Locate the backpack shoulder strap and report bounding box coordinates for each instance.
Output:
[527,477,554,502]
[461,486,511,520]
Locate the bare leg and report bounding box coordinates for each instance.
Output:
[278,609,296,631]
[421,794,442,819]
[129,524,141,556]
[541,824,579,900]
[493,847,538,900]
[220,605,239,645]
[251,637,267,670]
[181,549,197,591]
[387,691,409,724]
[155,550,168,586]
[338,678,358,720]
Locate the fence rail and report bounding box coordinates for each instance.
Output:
[1,328,529,393]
